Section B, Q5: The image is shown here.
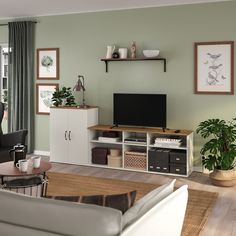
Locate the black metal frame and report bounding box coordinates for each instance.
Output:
[0,172,49,197]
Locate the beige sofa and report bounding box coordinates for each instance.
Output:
[0,180,188,236]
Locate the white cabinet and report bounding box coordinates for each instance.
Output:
[50,107,98,165]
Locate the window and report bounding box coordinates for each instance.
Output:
[0,46,8,108]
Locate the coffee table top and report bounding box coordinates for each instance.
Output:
[0,160,52,177]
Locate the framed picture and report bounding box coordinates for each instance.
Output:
[37,48,59,80]
[194,41,234,94]
[36,83,59,115]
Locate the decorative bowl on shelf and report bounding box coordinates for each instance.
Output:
[143,50,160,58]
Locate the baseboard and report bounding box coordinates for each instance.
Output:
[34,150,50,157]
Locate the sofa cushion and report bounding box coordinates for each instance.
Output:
[46,190,136,214]
[0,189,122,236]
[122,179,176,228]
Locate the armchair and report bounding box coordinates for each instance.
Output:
[0,102,28,163]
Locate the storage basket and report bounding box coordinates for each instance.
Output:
[124,151,147,170]
[107,155,122,168]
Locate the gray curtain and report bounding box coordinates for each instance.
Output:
[8,21,35,152]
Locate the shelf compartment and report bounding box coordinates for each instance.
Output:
[101,57,167,73]
[90,139,123,145]
[149,144,187,150]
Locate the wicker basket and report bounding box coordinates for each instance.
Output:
[124,151,147,170]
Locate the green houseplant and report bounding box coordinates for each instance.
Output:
[52,87,76,107]
[197,118,236,186]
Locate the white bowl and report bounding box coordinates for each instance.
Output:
[143,50,160,58]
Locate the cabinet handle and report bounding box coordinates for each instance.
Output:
[65,131,67,140]
[69,131,71,141]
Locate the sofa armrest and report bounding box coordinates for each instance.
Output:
[1,130,28,147]
[121,185,188,236]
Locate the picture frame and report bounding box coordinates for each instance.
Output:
[194,41,234,95]
[36,83,59,115]
[37,48,59,80]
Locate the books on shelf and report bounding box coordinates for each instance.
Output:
[98,137,121,143]
[154,137,182,148]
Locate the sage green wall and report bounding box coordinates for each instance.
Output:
[0,1,236,165]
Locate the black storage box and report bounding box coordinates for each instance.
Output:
[169,150,186,164]
[169,164,186,175]
[148,148,170,173]
[92,147,108,165]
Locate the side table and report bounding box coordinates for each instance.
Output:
[0,160,52,197]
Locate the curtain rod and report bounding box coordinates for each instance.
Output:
[0,21,37,26]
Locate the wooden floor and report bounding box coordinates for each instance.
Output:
[49,161,236,236]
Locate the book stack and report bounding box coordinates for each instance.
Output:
[154,137,182,148]
[98,137,121,143]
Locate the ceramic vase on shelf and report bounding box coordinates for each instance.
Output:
[106,45,116,59]
[118,48,128,59]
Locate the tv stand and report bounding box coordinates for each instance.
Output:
[88,125,194,177]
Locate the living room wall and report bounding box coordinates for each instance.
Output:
[0,1,236,166]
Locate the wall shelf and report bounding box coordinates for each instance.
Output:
[101,57,167,73]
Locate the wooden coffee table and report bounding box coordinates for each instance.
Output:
[0,160,52,196]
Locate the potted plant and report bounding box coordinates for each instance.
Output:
[52,87,76,107]
[196,118,236,186]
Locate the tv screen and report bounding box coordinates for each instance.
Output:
[113,93,167,128]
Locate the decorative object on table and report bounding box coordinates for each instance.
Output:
[197,118,236,186]
[194,41,234,95]
[36,83,59,114]
[118,48,128,59]
[143,49,160,58]
[106,45,116,59]
[112,51,120,59]
[9,144,27,166]
[130,41,137,59]
[73,75,89,108]
[52,87,76,107]
[37,48,59,80]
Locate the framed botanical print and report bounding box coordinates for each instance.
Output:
[194,41,234,94]
[37,48,59,80]
[36,83,58,115]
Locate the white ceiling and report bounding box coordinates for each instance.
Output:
[0,0,231,20]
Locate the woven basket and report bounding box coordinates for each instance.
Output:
[124,151,147,170]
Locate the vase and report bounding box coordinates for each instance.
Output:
[209,169,236,187]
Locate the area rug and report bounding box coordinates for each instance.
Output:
[47,172,218,236]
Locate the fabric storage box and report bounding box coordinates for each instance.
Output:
[107,155,122,168]
[110,149,121,156]
[92,147,108,165]
[103,131,119,138]
[124,151,147,171]
[148,148,170,173]
[169,150,186,164]
[169,164,186,175]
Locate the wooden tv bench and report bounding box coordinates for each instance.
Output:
[88,125,193,177]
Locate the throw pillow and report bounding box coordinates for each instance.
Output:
[45,190,136,214]
[122,179,176,228]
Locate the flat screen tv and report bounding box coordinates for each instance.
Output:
[113,93,167,128]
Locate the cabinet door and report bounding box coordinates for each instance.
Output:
[67,109,88,164]
[68,108,98,165]
[50,109,69,163]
